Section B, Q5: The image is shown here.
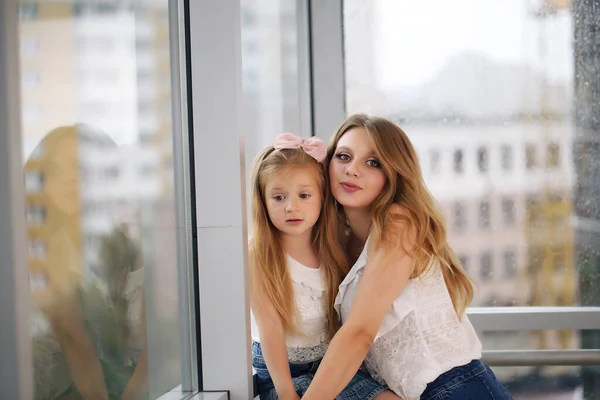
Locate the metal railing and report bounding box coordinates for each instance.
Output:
[483,349,600,366]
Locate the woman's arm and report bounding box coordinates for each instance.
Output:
[46,297,109,400]
[249,248,300,400]
[302,206,415,400]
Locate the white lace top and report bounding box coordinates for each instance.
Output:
[251,255,329,363]
[335,237,482,400]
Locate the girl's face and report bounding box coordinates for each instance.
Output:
[264,165,322,240]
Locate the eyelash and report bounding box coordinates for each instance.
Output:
[335,153,350,161]
[335,152,381,168]
[273,193,311,201]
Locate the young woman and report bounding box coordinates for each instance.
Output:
[302,115,512,400]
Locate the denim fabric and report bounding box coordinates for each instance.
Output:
[252,341,387,400]
[420,359,513,400]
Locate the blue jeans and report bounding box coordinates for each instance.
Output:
[420,359,513,399]
[252,341,387,400]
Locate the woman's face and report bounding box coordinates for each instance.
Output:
[328,127,387,211]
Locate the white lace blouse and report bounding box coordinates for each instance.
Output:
[335,237,482,400]
[251,255,329,363]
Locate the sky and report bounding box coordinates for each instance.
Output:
[372,0,572,89]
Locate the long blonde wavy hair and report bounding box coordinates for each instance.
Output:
[249,145,348,339]
[327,114,474,318]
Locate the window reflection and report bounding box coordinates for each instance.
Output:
[20,1,182,399]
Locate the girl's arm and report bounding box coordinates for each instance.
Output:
[249,247,300,400]
[302,205,415,400]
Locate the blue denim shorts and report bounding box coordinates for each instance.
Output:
[420,359,513,400]
[252,341,387,400]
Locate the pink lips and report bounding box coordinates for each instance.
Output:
[286,219,303,225]
[340,181,361,192]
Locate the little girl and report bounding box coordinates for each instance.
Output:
[249,133,397,400]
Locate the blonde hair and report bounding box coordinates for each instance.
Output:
[327,114,474,318]
[249,145,348,339]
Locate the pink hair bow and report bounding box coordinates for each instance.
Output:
[273,132,327,163]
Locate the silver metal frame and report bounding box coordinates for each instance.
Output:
[157,385,228,400]
[169,0,198,393]
[296,0,314,138]
[0,0,34,398]
[469,307,600,331]
[308,0,346,140]
[483,350,600,366]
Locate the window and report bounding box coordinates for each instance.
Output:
[500,144,512,171]
[26,205,46,225]
[20,37,39,57]
[477,147,488,173]
[25,171,44,192]
[526,195,541,224]
[140,164,155,177]
[21,70,40,89]
[479,200,491,229]
[453,201,467,231]
[17,1,191,397]
[102,166,120,180]
[503,249,517,278]
[241,8,257,26]
[525,143,536,169]
[19,4,37,20]
[244,41,258,55]
[501,197,515,226]
[430,149,441,175]
[480,252,493,282]
[546,142,561,168]
[459,254,468,273]
[29,272,48,291]
[22,104,40,124]
[527,246,544,274]
[453,149,463,174]
[28,240,47,260]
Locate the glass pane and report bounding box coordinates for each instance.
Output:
[240,0,304,234]
[241,0,303,167]
[20,1,184,398]
[344,1,600,397]
[343,0,598,309]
